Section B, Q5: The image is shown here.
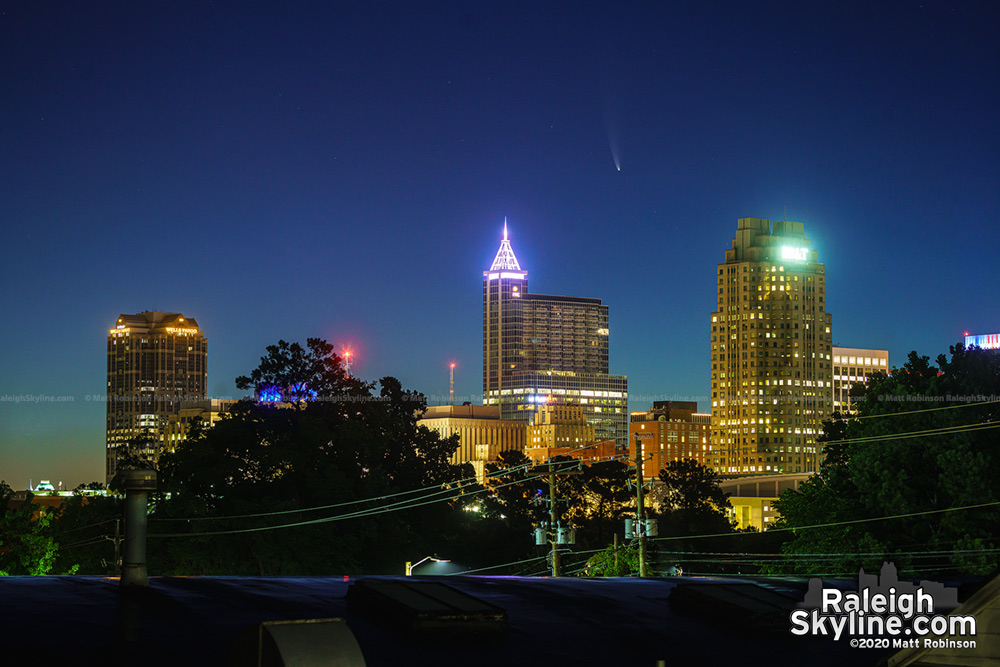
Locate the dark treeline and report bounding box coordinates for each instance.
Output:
[4,340,997,579]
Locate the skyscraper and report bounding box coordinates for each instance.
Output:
[482,223,628,446]
[106,311,207,482]
[710,218,833,475]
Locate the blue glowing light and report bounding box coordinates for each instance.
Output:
[257,383,318,403]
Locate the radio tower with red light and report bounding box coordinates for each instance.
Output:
[449,362,456,405]
[343,348,353,378]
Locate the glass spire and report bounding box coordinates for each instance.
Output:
[490,218,522,271]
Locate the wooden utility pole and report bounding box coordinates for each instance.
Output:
[548,465,561,577]
[529,459,581,578]
[635,433,649,577]
[613,532,620,572]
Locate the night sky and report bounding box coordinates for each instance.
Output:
[1,2,997,489]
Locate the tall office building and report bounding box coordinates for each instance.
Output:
[106,311,207,482]
[483,223,628,446]
[710,218,833,475]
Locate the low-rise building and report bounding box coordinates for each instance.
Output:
[164,398,239,449]
[417,404,526,480]
[523,404,616,464]
[629,401,712,478]
[832,347,889,413]
[718,472,812,531]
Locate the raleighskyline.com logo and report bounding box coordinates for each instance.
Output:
[789,562,977,650]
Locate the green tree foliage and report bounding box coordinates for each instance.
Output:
[771,344,1000,576]
[478,453,637,573]
[109,430,159,493]
[480,450,546,524]
[655,458,734,536]
[658,458,731,513]
[563,459,633,549]
[49,489,123,575]
[650,459,746,574]
[584,543,639,577]
[0,481,70,575]
[151,338,474,575]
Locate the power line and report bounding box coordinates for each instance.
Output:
[655,546,1000,558]
[149,453,625,539]
[58,535,110,551]
[50,518,117,538]
[825,420,1000,446]
[143,415,992,528]
[153,444,616,524]
[677,564,981,578]
[148,465,582,539]
[446,554,547,576]
[650,500,1000,544]
[834,398,1000,421]
[651,551,1000,566]
[153,465,513,523]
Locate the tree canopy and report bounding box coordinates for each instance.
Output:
[149,337,475,575]
[0,481,71,575]
[771,344,1000,576]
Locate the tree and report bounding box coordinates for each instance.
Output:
[0,481,70,575]
[49,487,123,575]
[108,430,159,492]
[235,338,356,405]
[563,460,633,550]
[771,344,1000,576]
[152,337,472,575]
[650,460,740,574]
[658,459,731,514]
[584,543,639,577]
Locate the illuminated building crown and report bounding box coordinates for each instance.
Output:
[490,219,522,271]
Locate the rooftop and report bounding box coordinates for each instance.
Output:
[0,574,913,666]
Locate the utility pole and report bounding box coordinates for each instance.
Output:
[530,459,580,577]
[613,532,620,573]
[548,464,561,577]
[114,518,121,573]
[635,433,649,577]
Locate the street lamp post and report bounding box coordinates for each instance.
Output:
[405,555,450,576]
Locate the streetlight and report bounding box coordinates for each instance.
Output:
[405,555,450,576]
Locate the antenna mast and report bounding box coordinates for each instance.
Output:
[449,362,456,405]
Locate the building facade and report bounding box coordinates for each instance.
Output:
[832,347,889,413]
[710,218,834,475]
[965,332,1000,350]
[629,401,712,478]
[525,405,615,463]
[527,404,594,448]
[718,473,812,531]
[164,398,238,448]
[417,404,526,480]
[482,223,628,445]
[106,311,207,482]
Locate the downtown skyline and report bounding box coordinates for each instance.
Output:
[1,1,997,489]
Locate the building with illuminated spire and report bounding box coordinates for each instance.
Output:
[483,222,628,447]
[106,311,207,483]
[710,218,833,475]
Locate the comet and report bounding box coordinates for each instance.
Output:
[608,123,621,172]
